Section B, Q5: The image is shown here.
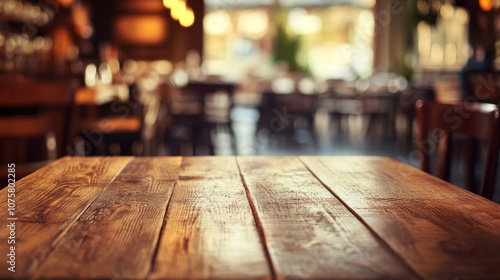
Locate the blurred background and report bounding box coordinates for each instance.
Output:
[1,0,500,200]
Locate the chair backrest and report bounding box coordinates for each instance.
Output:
[68,84,145,156]
[467,72,500,104]
[416,100,500,199]
[186,80,236,117]
[165,79,235,123]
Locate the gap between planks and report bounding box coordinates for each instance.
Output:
[298,156,424,280]
[148,156,272,279]
[27,157,135,275]
[146,176,179,278]
[236,157,277,280]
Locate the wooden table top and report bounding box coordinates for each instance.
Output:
[1,156,499,279]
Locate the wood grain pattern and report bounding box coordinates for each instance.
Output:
[1,156,499,279]
[32,157,181,279]
[0,157,133,278]
[237,156,417,279]
[150,157,270,279]
[301,156,500,279]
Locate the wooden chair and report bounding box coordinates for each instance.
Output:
[161,81,204,155]
[161,79,236,155]
[467,72,500,104]
[69,85,143,156]
[416,100,500,199]
[0,76,76,182]
[361,92,401,141]
[400,85,435,147]
[268,90,320,147]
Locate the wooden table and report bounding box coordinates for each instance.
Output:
[1,156,499,279]
[75,85,129,106]
[186,80,237,95]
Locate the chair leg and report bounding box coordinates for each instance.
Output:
[437,131,452,181]
[465,138,478,193]
[228,123,237,155]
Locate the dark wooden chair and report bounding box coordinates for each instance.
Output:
[361,92,401,141]
[400,85,435,147]
[0,76,76,182]
[268,90,320,147]
[318,78,402,143]
[467,72,500,104]
[416,100,500,199]
[69,84,143,156]
[162,79,236,155]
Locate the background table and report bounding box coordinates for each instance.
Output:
[1,156,499,279]
[75,85,129,106]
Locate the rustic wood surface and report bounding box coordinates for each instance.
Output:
[150,157,270,279]
[0,156,499,279]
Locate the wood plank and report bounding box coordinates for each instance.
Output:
[32,157,182,279]
[0,157,133,278]
[237,156,417,279]
[301,156,500,279]
[150,156,271,279]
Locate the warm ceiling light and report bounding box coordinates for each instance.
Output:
[57,0,73,8]
[362,0,376,7]
[171,1,186,21]
[479,0,493,11]
[288,8,322,35]
[163,0,177,9]
[204,11,231,35]
[237,10,268,39]
[180,8,195,27]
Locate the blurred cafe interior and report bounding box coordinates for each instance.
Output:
[1,0,500,201]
